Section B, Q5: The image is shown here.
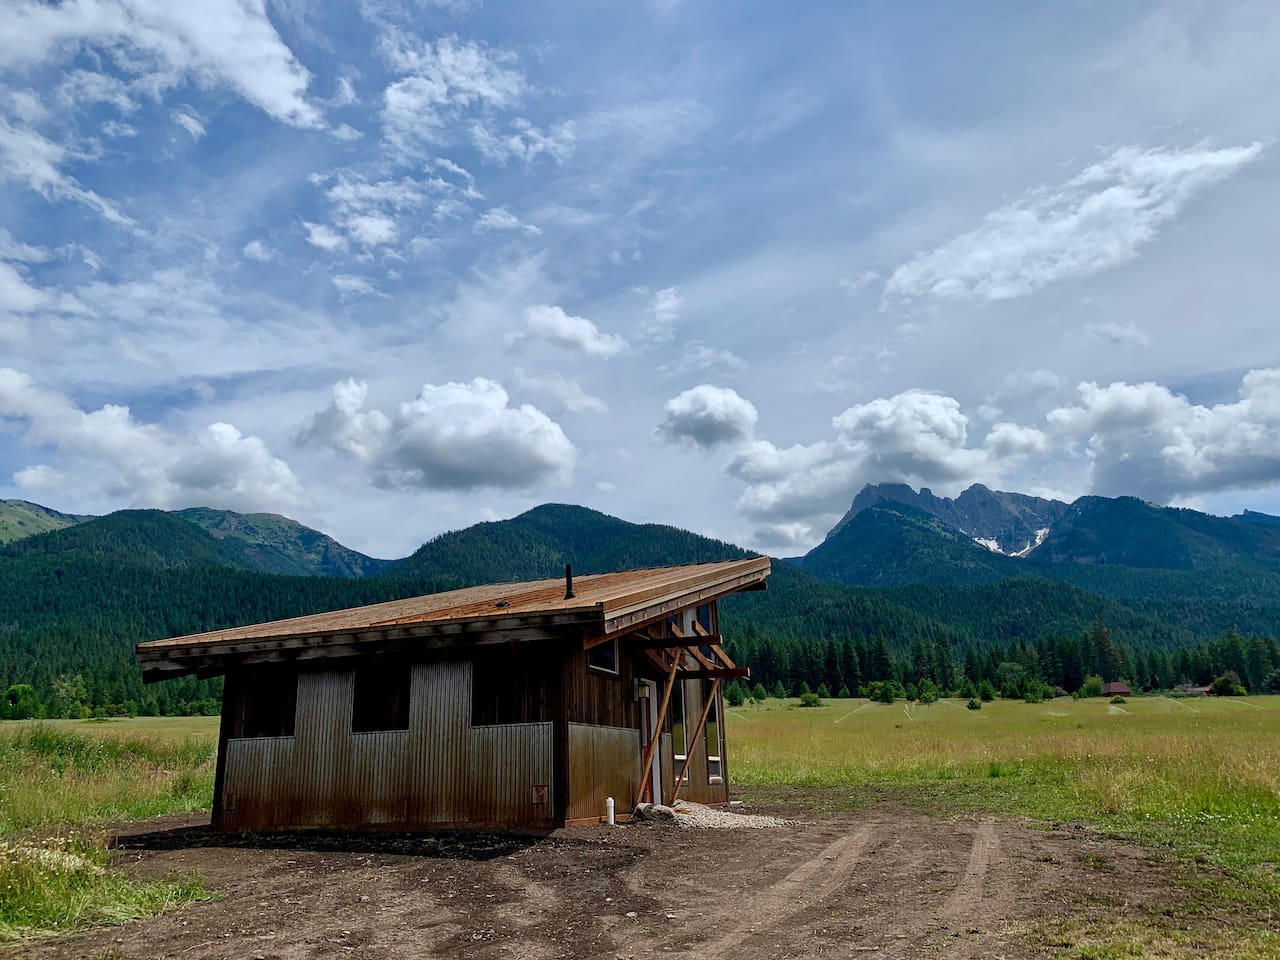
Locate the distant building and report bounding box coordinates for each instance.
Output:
[1102,681,1131,697]
[1174,683,1211,697]
[137,558,767,832]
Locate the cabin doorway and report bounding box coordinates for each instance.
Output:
[640,679,662,803]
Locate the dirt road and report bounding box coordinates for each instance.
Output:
[7,800,1190,960]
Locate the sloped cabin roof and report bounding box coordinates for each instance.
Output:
[136,557,770,682]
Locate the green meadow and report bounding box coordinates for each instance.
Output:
[0,719,217,941]
[3,699,1279,953]
[730,695,1280,957]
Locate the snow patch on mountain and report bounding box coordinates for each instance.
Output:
[1014,527,1051,558]
[973,537,1003,553]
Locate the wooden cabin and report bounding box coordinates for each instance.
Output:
[136,558,769,832]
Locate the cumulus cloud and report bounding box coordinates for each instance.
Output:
[886,142,1263,303]
[1045,369,1280,501]
[722,389,1051,547]
[0,0,322,127]
[656,385,758,450]
[296,377,576,491]
[511,368,607,414]
[0,367,307,512]
[510,305,627,357]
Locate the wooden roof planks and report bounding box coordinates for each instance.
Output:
[136,557,770,682]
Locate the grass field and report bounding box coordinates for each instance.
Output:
[0,719,217,941]
[3,698,1278,954]
[729,695,1280,957]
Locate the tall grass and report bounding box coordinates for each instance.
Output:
[0,721,218,940]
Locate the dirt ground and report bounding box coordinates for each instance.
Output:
[6,793,1202,960]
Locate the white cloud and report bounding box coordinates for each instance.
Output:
[0,118,134,226]
[475,207,540,235]
[645,286,682,342]
[0,0,323,127]
[511,305,627,357]
[379,33,526,155]
[0,260,49,314]
[838,270,880,297]
[660,340,747,376]
[656,385,758,450]
[302,220,347,252]
[1082,321,1150,347]
[330,122,362,141]
[331,274,380,297]
[471,117,575,166]
[12,463,66,490]
[345,213,398,247]
[511,368,607,414]
[0,367,307,512]
[171,108,206,139]
[241,239,276,262]
[1046,369,1280,501]
[296,377,576,491]
[886,142,1263,303]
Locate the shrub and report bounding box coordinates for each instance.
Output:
[837,684,851,699]
[869,681,895,704]
[1264,669,1280,695]
[799,681,813,697]
[798,692,822,708]
[769,680,788,699]
[752,682,768,702]
[1110,695,1127,705]
[966,698,981,711]
[1080,675,1105,698]
[816,683,832,699]
[1210,672,1247,697]
[725,681,746,707]
[978,680,996,702]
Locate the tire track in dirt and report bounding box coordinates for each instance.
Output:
[940,821,999,921]
[687,825,875,958]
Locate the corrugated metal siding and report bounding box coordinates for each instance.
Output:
[566,723,641,821]
[222,659,554,831]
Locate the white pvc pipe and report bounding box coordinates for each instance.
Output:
[605,796,616,826]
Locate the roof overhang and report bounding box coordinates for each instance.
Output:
[136,557,770,682]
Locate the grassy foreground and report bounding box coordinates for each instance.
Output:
[0,719,218,941]
[730,695,1280,957]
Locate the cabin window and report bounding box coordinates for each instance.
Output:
[705,683,722,781]
[671,680,687,763]
[471,647,552,725]
[352,660,411,732]
[586,637,619,674]
[238,667,297,738]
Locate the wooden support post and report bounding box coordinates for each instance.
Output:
[666,678,722,806]
[637,652,681,807]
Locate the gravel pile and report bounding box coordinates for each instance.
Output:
[669,801,795,830]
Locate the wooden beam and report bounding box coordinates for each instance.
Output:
[710,644,737,669]
[680,667,749,680]
[637,653,681,807]
[626,633,723,650]
[667,678,722,806]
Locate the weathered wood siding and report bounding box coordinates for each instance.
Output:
[566,723,641,821]
[220,660,554,831]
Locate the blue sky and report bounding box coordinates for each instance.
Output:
[1,0,1279,557]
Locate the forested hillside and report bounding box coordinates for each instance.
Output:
[2,497,1278,719]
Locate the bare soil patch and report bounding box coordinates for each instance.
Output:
[2,797,1207,960]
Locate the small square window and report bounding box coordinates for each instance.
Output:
[587,637,618,674]
[352,661,411,732]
